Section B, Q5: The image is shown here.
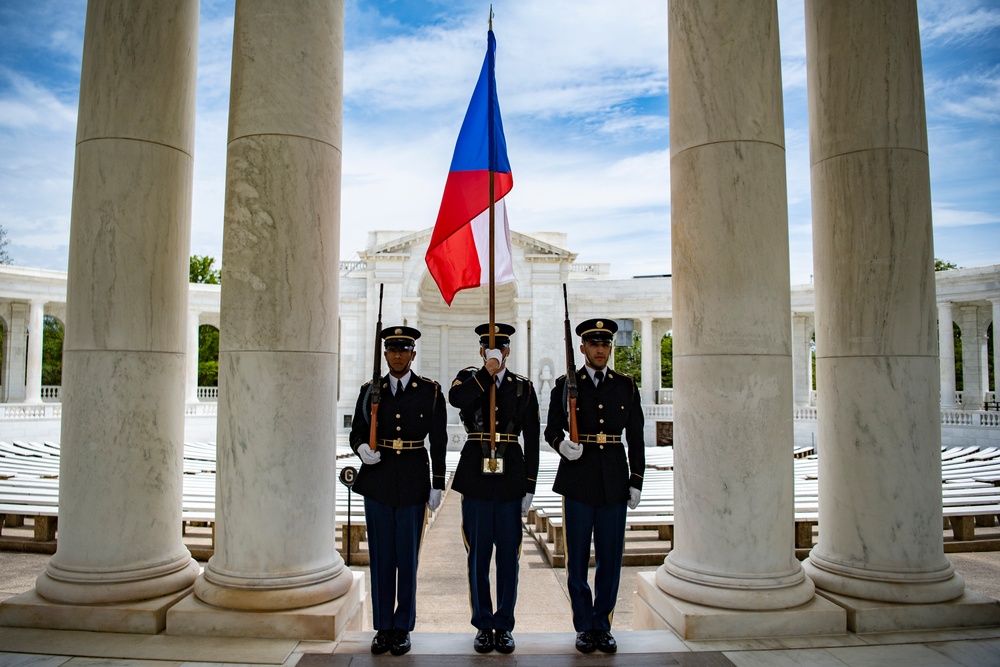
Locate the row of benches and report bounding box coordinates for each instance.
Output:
[524,445,1000,567]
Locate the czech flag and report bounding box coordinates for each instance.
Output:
[426,29,514,306]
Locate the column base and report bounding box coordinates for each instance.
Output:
[634,571,847,639]
[195,559,356,611]
[658,555,817,610]
[167,570,364,640]
[803,553,967,604]
[37,556,200,605]
[0,586,192,634]
[816,588,1000,634]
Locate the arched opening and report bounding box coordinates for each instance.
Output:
[42,315,64,400]
[954,321,963,395]
[198,324,220,393]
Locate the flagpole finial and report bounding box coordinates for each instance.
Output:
[489,5,493,31]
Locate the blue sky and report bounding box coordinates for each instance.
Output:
[0,0,997,285]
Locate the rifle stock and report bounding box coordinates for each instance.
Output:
[563,284,579,442]
[369,284,384,451]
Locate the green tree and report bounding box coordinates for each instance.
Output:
[198,324,220,387]
[190,255,221,284]
[660,333,673,388]
[0,225,12,264]
[935,258,958,271]
[614,332,642,383]
[42,315,64,386]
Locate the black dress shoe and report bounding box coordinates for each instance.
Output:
[494,629,515,654]
[370,630,390,654]
[389,629,411,656]
[575,631,596,653]
[594,630,617,653]
[473,628,495,653]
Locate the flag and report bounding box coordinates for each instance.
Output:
[426,29,514,306]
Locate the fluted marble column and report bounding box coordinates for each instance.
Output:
[938,303,956,408]
[36,1,200,604]
[186,309,200,404]
[193,0,353,611]
[958,306,987,408]
[639,317,655,404]
[2,303,28,402]
[791,314,813,407]
[24,301,44,404]
[993,300,1000,396]
[802,0,964,604]
[655,0,814,611]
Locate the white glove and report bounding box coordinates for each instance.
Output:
[521,493,533,517]
[358,442,381,465]
[485,348,503,363]
[428,488,442,511]
[559,439,583,461]
[628,487,641,510]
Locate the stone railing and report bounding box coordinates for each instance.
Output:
[643,404,673,420]
[794,406,818,420]
[197,386,219,400]
[3,404,61,419]
[41,386,61,400]
[339,260,367,274]
[656,388,673,404]
[185,402,218,416]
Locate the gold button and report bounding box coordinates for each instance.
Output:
[396,414,401,418]
[396,450,401,455]
[598,404,603,409]
[600,445,604,450]
[599,419,605,424]
[396,426,401,431]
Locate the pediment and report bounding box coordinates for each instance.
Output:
[361,227,574,260]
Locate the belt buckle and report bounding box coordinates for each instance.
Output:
[596,433,607,444]
[495,432,502,443]
[393,438,403,450]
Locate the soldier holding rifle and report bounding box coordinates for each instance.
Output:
[545,300,645,655]
[449,322,539,654]
[349,320,448,656]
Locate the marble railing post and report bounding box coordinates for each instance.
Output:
[639,317,655,404]
[656,0,814,611]
[938,303,956,408]
[802,0,964,603]
[186,309,200,404]
[792,313,813,407]
[959,305,985,409]
[36,1,200,604]
[193,0,353,611]
[24,301,44,404]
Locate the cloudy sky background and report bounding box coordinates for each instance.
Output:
[1,0,998,285]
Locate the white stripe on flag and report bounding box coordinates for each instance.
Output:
[471,198,515,287]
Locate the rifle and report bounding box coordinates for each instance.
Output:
[369,284,384,451]
[563,284,579,442]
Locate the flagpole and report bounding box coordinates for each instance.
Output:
[487,8,498,464]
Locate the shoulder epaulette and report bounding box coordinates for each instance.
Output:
[419,375,441,386]
[511,372,531,384]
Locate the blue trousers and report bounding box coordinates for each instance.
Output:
[563,497,627,632]
[364,497,425,632]
[461,495,522,631]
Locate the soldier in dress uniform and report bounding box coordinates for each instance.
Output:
[449,323,540,655]
[544,318,644,654]
[349,326,448,656]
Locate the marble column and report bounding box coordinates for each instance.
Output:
[791,314,813,407]
[654,0,815,614]
[938,303,956,408]
[35,1,200,605]
[515,315,529,377]
[639,317,655,405]
[24,301,44,404]
[958,306,986,409]
[439,324,450,385]
[993,300,1000,395]
[186,310,200,404]
[192,0,354,612]
[3,303,28,402]
[802,0,965,604]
